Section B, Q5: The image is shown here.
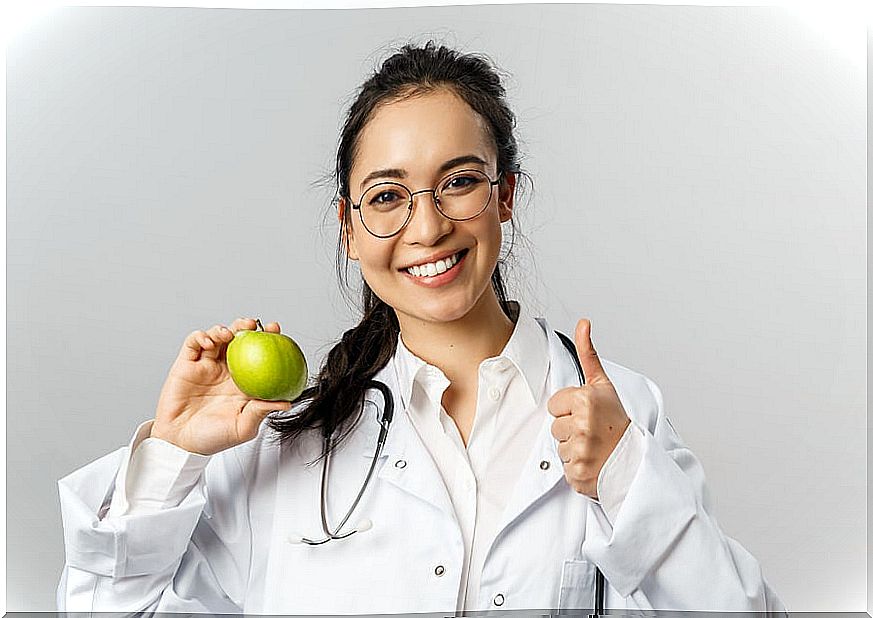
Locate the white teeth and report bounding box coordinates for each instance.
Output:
[406,251,463,278]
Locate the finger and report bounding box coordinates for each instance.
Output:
[238,399,293,439]
[550,416,574,442]
[263,321,281,333]
[230,317,258,334]
[574,318,609,385]
[200,324,230,360]
[547,387,576,418]
[180,329,207,362]
[557,439,574,463]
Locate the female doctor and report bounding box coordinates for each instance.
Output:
[57,41,785,615]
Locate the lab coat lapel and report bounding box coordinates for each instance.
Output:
[359,360,458,522]
[496,323,582,533]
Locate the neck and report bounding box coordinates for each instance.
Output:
[396,292,517,387]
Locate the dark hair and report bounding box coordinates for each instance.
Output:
[267,41,528,460]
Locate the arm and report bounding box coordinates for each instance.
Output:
[583,376,786,612]
[57,420,254,614]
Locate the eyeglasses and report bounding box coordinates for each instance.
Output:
[349,169,502,239]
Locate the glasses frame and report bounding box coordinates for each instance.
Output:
[349,168,503,239]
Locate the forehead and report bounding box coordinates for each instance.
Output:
[351,88,495,182]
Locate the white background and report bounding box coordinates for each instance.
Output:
[3,1,868,613]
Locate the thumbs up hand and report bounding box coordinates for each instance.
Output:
[548,319,631,499]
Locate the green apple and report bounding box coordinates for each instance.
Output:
[226,320,308,401]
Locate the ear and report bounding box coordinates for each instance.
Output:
[497,172,516,223]
[337,197,359,261]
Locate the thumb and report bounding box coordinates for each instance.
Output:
[574,318,609,385]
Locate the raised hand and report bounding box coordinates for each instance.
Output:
[547,318,631,499]
[150,318,293,456]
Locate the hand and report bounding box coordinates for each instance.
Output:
[151,317,293,456]
[548,318,631,499]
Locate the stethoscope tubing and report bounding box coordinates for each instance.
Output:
[297,332,607,614]
[554,330,607,616]
[295,380,393,545]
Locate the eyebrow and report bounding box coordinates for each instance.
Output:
[358,154,491,192]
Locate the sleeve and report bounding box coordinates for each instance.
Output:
[56,419,256,614]
[594,421,645,523]
[107,420,211,518]
[580,375,787,613]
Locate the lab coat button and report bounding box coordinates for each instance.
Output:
[539,460,550,470]
[488,387,500,401]
[395,459,407,469]
[492,593,505,606]
[434,565,445,576]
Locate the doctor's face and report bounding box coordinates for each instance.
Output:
[339,88,515,328]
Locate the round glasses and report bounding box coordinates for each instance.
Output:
[350,169,502,239]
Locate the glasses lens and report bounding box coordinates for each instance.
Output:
[359,183,411,237]
[436,170,493,220]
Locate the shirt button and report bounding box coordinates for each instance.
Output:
[492,593,505,606]
[539,460,550,470]
[434,565,445,576]
[488,387,501,401]
[394,459,407,469]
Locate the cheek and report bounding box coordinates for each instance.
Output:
[353,238,397,277]
[475,218,504,260]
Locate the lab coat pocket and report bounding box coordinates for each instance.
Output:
[557,558,597,611]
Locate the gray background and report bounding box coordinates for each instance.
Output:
[6,4,866,612]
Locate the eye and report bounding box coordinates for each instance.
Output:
[368,189,404,206]
[446,175,477,189]
[441,173,485,194]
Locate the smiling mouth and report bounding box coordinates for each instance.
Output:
[403,248,469,278]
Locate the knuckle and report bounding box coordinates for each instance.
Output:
[578,450,596,466]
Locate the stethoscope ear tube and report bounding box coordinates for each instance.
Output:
[554,330,606,616]
[368,378,394,431]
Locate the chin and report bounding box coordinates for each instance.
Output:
[400,296,475,325]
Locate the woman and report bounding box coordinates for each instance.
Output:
[57,41,784,615]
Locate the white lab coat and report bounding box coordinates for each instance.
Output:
[56,319,785,615]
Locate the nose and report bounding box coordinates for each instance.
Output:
[403,190,452,244]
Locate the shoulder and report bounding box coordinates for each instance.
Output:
[599,358,664,434]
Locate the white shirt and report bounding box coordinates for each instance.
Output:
[392,302,642,611]
[106,301,644,614]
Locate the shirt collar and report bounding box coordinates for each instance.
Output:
[391,300,550,410]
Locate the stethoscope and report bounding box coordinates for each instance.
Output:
[287,330,606,615]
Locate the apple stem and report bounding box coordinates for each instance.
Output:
[255,318,264,331]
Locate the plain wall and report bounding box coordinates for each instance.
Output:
[6,4,866,611]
